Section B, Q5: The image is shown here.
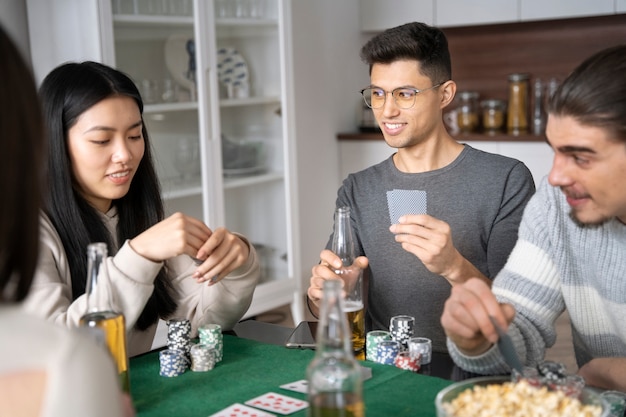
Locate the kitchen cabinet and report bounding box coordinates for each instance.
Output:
[360,0,622,31]
[360,0,433,31]
[520,0,615,21]
[436,0,517,27]
[26,0,303,325]
[338,139,552,188]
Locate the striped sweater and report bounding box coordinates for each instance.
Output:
[448,177,626,375]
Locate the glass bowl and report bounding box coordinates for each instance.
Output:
[435,376,609,417]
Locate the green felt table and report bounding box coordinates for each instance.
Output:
[130,334,454,416]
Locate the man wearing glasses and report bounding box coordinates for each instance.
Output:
[307,22,535,355]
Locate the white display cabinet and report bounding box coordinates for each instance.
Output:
[26,0,303,324]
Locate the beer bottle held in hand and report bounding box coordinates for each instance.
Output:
[331,207,365,359]
[79,242,130,392]
[307,280,364,417]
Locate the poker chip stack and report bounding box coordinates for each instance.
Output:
[159,349,188,377]
[366,330,391,361]
[365,314,431,373]
[190,343,216,372]
[158,318,192,377]
[389,315,415,349]
[375,340,401,365]
[393,351,421,372]
[167,318,192,359]
[408,337,432,365]
[198,323,223,362]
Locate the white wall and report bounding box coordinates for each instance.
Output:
[26,0,103,85]
[290,0,365,290]
[0,0,30,65]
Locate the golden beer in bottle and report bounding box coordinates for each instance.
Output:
[80,243,130,392]
[331,207,365,360]
[345,301,365,361]
[307,280,364,417]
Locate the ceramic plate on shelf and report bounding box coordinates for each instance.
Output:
[217,47,249,85]
[164,34,196,90]
[223,166,267,177]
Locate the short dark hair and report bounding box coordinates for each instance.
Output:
[547,44,626,144]
[0,25,45,302]
[360,21,452,84]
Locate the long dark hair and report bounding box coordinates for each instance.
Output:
[39,61,176,330]
[0,26,45,302]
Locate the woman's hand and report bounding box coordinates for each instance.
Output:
[129,212,213,262]
[192,227,250,285]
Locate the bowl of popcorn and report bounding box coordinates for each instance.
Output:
[435,375,609,417]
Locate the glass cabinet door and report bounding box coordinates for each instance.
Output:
[108,0,301,321]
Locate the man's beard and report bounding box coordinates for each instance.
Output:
[568,210,609,228]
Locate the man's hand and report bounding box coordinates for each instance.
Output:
[441,278,516,356]
[307,249,368,314]
[578,357,626,392]
[390,214,489,285]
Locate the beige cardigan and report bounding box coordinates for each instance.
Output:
[22,209,259,357]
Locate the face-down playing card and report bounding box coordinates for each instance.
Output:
[386,189,427,225]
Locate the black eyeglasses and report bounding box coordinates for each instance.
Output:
[360,83,444,109]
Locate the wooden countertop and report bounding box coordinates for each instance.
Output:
[337,131,547,142]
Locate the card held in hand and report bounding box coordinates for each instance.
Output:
[386,189,427,225]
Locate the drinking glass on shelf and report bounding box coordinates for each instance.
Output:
[235,0,251,18]
[249,0,265,18]
[173,136,201,182]
[215,0,233,17]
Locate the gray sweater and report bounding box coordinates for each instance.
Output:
[448,178,626,373]
[329,145,535,352]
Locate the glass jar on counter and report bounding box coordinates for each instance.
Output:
[507,73,530,135]
[480,99,506,134]
[456,91,480,133]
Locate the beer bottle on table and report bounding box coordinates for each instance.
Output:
[331,206,365,359]
[79,242,130,392]
[306,280,364,417]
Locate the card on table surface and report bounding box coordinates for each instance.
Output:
[386,189,427,225]
[245,392,309,415]
[207,402,276,417]
[279,379,308,394]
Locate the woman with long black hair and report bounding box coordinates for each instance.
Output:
[23,61,259,356]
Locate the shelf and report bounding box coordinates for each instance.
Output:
[337,131,547,143]
[215,17,278,27]
[220,96,280,107]
[223,171,284,190]
[144,101,198,113]
[113,14,194,26]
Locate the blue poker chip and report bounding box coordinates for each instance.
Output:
[376,340,401,365]
[159,349,189,377]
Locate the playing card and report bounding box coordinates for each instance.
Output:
[386,189,427,225]
[207,403,276,417]
[245,392,309,415]
[279,379,308,394]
